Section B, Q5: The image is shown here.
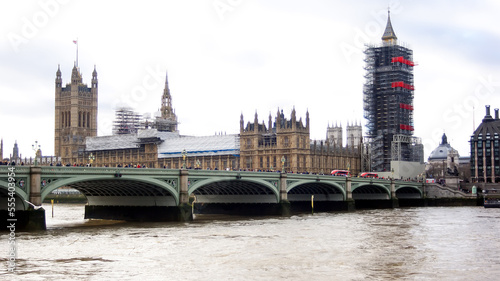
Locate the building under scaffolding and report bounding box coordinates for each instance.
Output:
[112,107,143,135]
[363,11,423,172]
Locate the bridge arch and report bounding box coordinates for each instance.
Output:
[0,180,28,210]
[395,185,423,199]
[287,180,345,201]
[352,183,391,200]
[40,175,179,206]
[188,178,280,203]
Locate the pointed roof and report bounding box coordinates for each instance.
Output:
[381,10,398,42]
[71,64,83,84]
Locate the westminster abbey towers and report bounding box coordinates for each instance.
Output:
[54,64,98,164]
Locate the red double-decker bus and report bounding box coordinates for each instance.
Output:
[331,170,350,177]
[360,172,378,178]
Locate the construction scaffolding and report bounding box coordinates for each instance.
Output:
[391,134,423,163]
[112,107,143,135]
[363,43,417,172]
[153,117,178,132]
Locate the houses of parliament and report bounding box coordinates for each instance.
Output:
[43,63,363,175]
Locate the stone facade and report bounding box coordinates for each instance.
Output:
[54,64,98,165]
[240,109,311,173]
[240,109,361,174]
[55,66,361,174]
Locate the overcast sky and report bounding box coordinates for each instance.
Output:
[2,0,500,160]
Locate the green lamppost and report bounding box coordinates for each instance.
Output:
[281,156,286,173]
[182,149,187,169]
[196,159,201,170]
[32,141,40,166]
[88,153,95,166]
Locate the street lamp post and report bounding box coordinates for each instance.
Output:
[88,153,95,166]
[281,156,286,173]
[182,149,187,169]
[32,141,41,166]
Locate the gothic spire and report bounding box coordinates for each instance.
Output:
[161,72,173,118]
[71,63,82,84]
[381,10,398,44]
[56,65,62,88]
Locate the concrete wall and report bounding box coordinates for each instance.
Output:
[391,161,425,179]
[425,184,473,198]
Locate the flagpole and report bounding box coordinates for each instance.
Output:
[73,38,79,68]
[76,38,78,68]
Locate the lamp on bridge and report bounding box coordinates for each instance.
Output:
[182,149,187,169]
[32,141,41,166]
[88,153,95,166]
[195,159,201,170]
[281,156,286,173]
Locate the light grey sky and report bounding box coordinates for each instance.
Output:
[2,0,500,160]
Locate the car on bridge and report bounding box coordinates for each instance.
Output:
[360,172,378,178]
[331,170,350,177]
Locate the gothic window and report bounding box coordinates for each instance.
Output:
[78,112,82,127]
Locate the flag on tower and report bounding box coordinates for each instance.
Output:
[73,39,79,67]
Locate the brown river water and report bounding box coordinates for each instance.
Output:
[2,204,500,280]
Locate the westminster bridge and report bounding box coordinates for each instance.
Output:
[0,166,425,230]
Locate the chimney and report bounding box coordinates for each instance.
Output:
[486,105,491,116]
[495,108,499,119]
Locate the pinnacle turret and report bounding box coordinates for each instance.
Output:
[381,10,398,45]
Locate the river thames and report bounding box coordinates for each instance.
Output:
[2,204,500,280]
